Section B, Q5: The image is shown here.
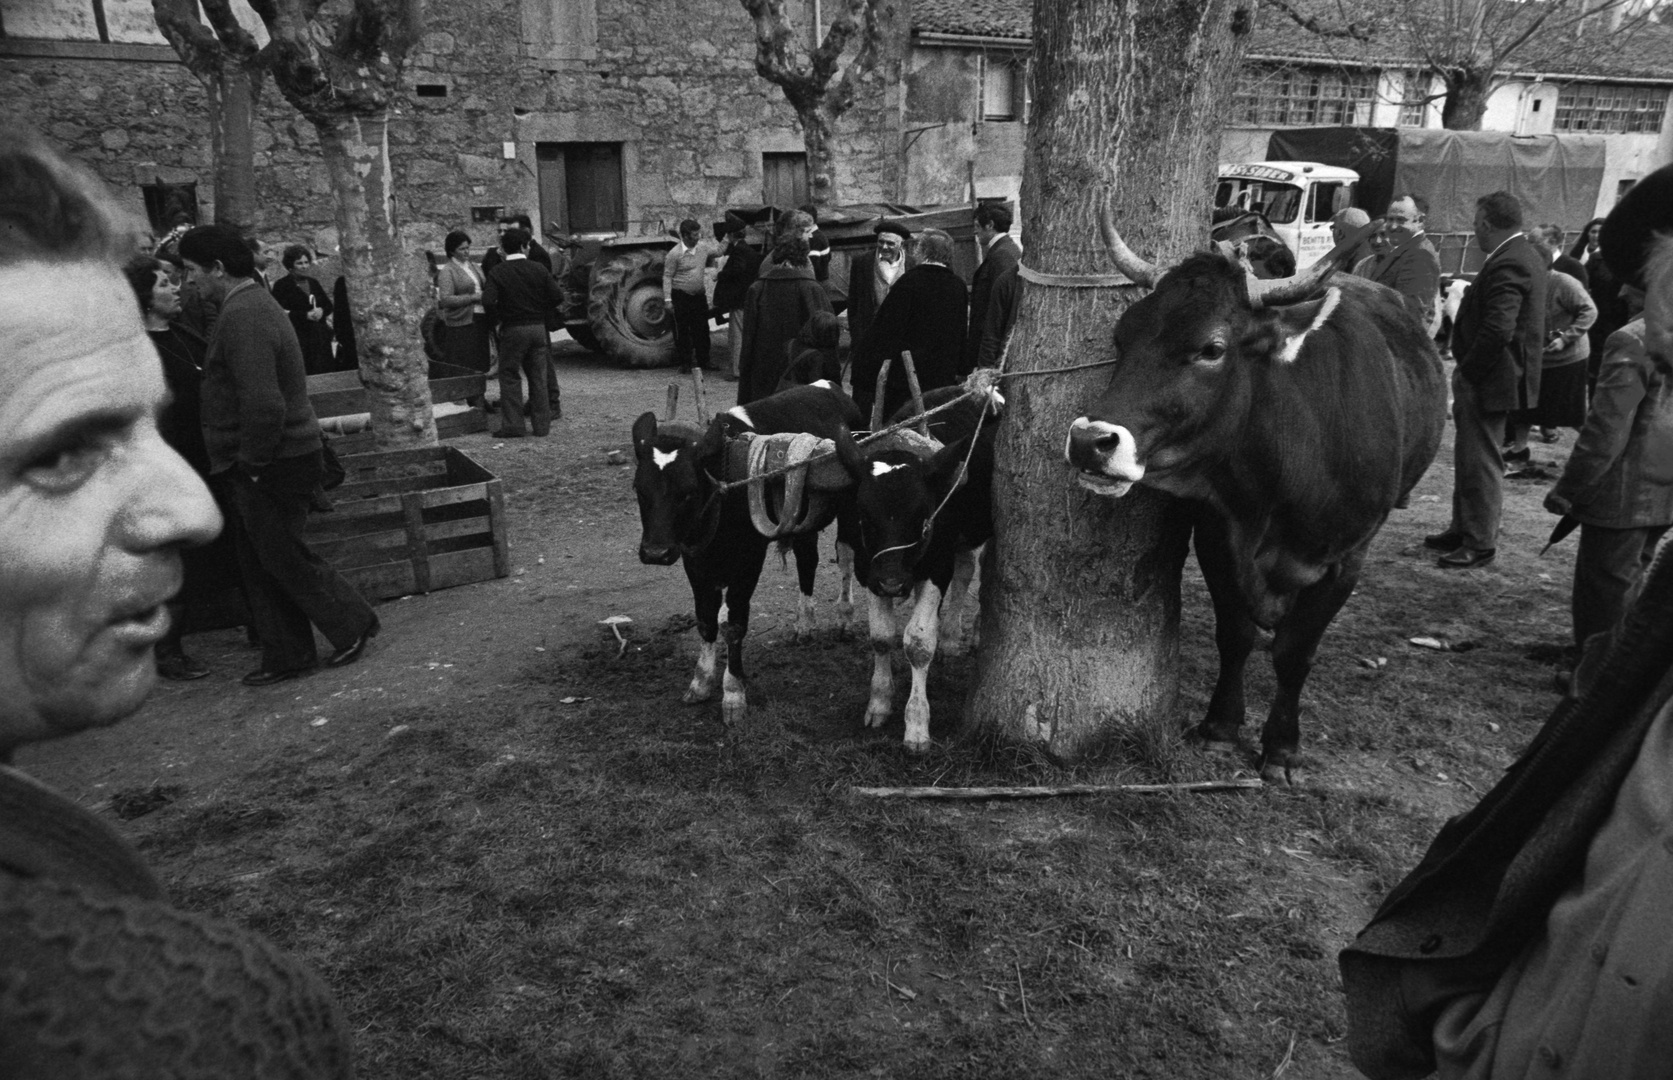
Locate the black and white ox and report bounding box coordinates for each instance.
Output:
[632,383,860,723]
[834,387,1001,752]
[1064,219,1446,783]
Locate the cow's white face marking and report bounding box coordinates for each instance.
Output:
[871,461,905,477]
[810,379,833,390]
[652,447,679,470]
[726,406,753,429]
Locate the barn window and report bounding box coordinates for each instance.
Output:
[1233,64,1378,127]
[982,56,1023,122]
[1397,70,1431,128]
[1553,83,1667,134]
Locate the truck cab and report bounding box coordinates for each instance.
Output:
[1215,162,1359,270]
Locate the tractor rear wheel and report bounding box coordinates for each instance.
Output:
[587,250,676,368]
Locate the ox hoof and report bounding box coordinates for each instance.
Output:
[863,706,891,729]
[682,687,717,705]
[721,701,748,727]
[793,628,817,645]
[1186,726,1244,757]
[1258,752,1303,787]
[903,737,932,755]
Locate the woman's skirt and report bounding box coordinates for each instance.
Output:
[442,315,492,374]
[1515,359,1589,430]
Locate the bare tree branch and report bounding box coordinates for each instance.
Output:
[1267,0,1378,40]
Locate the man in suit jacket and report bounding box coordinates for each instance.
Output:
[1425,191,1547,569]
[1343,172,1673,1079]
[851,228,967,424]
[846,222,911,354]
[1362,193,1442,335]
[964,203,1021,375]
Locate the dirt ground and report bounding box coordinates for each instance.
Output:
[17,331,1593,1078]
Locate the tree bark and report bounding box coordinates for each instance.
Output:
[963,0,1249,762]
[206,58,260,228]
[314,114,436,448]
[797,107,837,207]
[1440,72,1492,130]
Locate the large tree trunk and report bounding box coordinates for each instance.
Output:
[963,0,1248,761]
[314,113,437,448]
[206,59,260,228]
[797,106,837,208]
[1440,72,1491,130]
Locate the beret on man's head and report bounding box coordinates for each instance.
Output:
[1601,164,1673,288]
[1332,207,1371,229]
[874,221,913,240]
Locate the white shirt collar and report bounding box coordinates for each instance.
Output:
[1487,232,1524,261]
[507,253,528,261]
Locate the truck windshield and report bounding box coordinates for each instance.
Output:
[1214,179,1302,225]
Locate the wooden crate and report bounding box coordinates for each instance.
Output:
[305,445,510,601]
[307,367,488,454]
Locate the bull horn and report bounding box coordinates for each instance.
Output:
[1098,192,1158,288]
[1245,218,1381,308]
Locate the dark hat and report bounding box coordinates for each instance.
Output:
[874,221,912,240]
[1601,164,1673,288]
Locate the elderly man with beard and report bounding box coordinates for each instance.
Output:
[845,221,911,352]
[851,227,967,423]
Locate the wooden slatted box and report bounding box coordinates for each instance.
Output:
[307,366,488,452]
[305,446,510,600]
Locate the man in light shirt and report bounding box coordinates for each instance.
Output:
[662,217,723,374]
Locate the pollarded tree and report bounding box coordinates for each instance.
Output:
[739,0,896,208]
[963,0,1252,760]
[258,0,435,447]
[152,0,263,228]
[153,0,436,448]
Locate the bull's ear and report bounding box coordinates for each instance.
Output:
[834,425,867,481]
[631,412,658,457]
[695,414,728,461]
[1250,286,1341,364]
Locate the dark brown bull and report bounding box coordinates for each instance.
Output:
[1064,215,1446,782]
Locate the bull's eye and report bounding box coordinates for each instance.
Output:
[1197,341,1228,364]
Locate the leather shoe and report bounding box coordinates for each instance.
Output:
[242,664,317,687]
[325,619,380,669]
[1502,447,1531,464]
[1423,530,1463,551]
[157,651,210,681]
[1437,547,1495,570]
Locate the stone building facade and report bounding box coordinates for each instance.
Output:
[2,0,904,258]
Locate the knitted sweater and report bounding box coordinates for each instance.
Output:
[0,765,354,1078]
[199,280,323,475]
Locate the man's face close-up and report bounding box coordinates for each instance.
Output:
[1383,198,1422,244]
[876,233,905,264]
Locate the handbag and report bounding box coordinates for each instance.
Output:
[320,437,347,491]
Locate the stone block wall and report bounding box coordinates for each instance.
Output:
[6,0,902,262]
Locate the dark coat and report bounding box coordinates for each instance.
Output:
[1340,547,1673,1079]
[845,249,901,350]
[852,262,968,423]
[149,323,210,476]
[1452,234,1547,413]
[964,234,1021,374]
[1551,320,1673,529]
[711,240,762,314]
[270,273,336,376]
[737,263,832,406]
[1363,233,1441,333]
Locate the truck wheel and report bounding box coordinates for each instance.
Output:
[587,250,675,368]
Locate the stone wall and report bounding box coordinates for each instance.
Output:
[5,0,902,259]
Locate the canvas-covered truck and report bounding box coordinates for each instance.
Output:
[1215,127,1610,273]
[551,202,1004,368]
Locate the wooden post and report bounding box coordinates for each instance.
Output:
[899,349,930,437]
[664,383,679,422]
[870,356,893,430]
[693,367,710,423]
